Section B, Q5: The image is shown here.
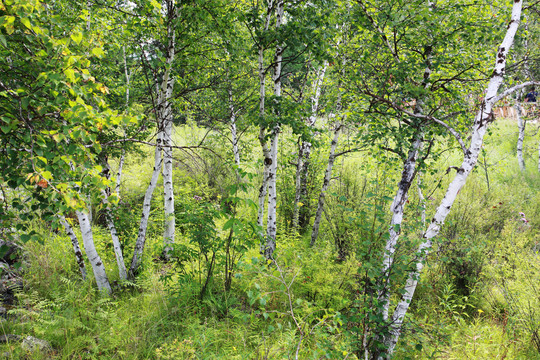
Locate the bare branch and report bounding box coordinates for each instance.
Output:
[494,81,540,103]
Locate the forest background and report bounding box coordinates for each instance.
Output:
[1,0,540,358]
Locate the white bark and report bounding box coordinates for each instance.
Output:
[256,0,275,229]
[229,88,241,169]
[379,133,423,321]
[264,0,284,259]
[383,1,523,355]
[376,31,433,340]
[516,100,526,172]
[76,210,111,293]
[265,127,279,258]
[131,6,176,269]
[115,149,125,196]
[123,45,130,110]
[59,216,87,280]
[293,63,328,230]
[130,131,163,277]
[161,7,177,260]
[162,118,175,258]
[310,123,342,246]
[257,128,271,228]
[417,174,426,229]
[102,190,127,280]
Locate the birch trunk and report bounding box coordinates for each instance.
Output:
[129,131,163,277]
[516,100,526,172]
[229,88,241,170]
[102,191,127,280]
[115,149,125,196]
[256,0,274,228]
[293,63,328,230]
[161,7,177,260]
[382,2,523,355]
[378,133,423,321]
[76,210,111,293]
[59,216,87,280]
[310,123,342,246]
[264,0,284,260]
[376,38,433,330]
[130,16,175,272]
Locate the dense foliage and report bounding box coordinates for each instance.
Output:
[1,0,540,358]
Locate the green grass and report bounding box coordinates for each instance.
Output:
[3,118,540,359]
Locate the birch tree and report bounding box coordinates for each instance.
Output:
[293,62,328,231]
[378,1,524,357]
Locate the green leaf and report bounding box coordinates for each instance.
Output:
[0,35,6,48]
[223,218,235,231]
[70,31,83,45]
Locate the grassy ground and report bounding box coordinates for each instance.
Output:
[2,118,540,359]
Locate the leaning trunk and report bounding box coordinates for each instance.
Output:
[129,131,163,277]
[76,210,111,293]
[310,123,342,246]
[382,2,522,356]
[102,191,127,280]
[59,216,87,280]
[378,133,423,321]
[293,62,327,230]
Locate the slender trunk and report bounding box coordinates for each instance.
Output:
[76,210,111,293]
[229,88,241,174]
[293,63,328,230]
[59,216,87,280]
[123,45,130,110]
[162,118,175,259]
[383,2,522,355]
[417,174,426,229]
[258,129,271,228]
[102,191,127,280]
[378,133,423,321]
[161,9,177,260]
[264,0,284,260]
[516,100,526,172]
[265,126,279,258]
[310,123,342,246]
[376,39,433,343]
[256,1,274,228]
[161,94,175,259]
[115,149,125,196]
[129,131,164,277]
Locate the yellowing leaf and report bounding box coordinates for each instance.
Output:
[64,68,76,82]
[98,84,109,94]
[70,31,83,45]
[3,16,15,35]
[91,47,105,58]
[20,17,32,30]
